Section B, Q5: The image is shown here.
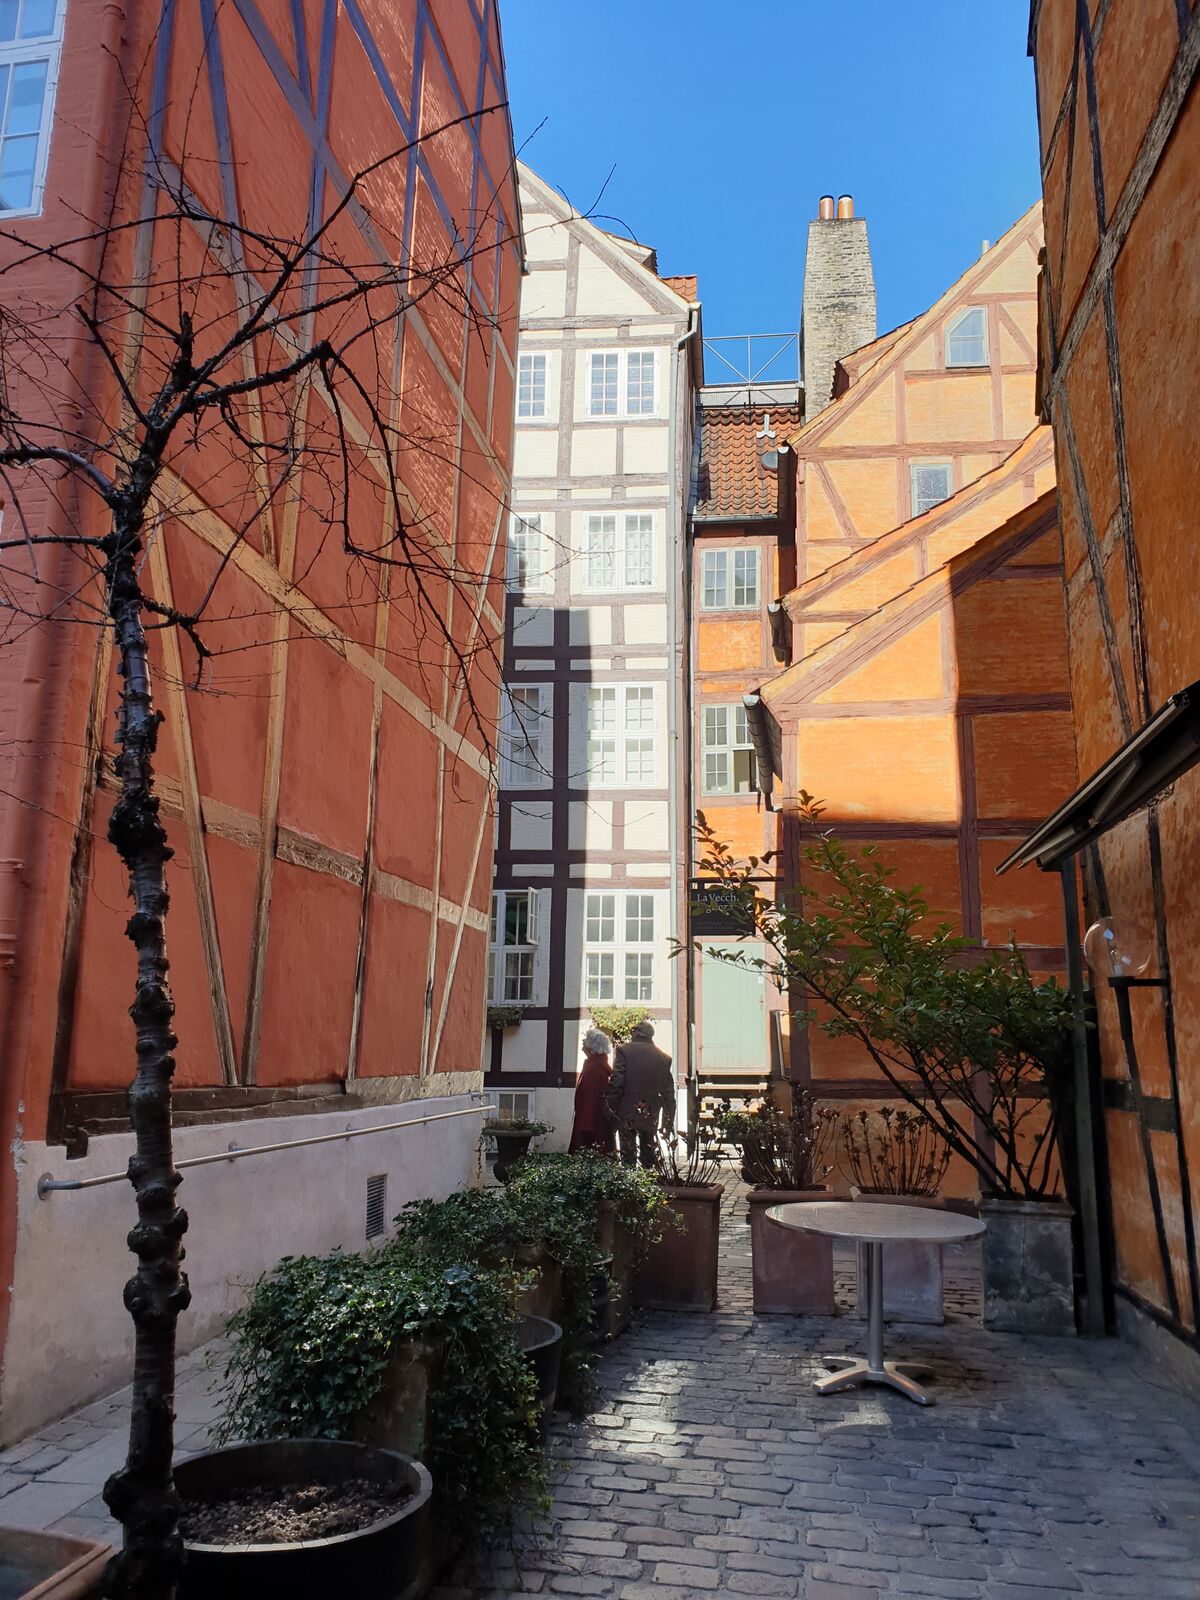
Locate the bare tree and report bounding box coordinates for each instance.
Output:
[0,80,520,1599]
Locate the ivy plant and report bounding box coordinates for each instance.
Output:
[217,1248,546,1536]
[589,1004,649,1044]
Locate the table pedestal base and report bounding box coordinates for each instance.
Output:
[813,1241,935,1405]
[815,1357,933,1405]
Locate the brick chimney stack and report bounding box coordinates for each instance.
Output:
[801,192,877,420]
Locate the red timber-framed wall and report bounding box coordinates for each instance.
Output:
[0,0,521,1439]
[1030,0,1200,1361]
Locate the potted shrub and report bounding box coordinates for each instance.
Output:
[504,1151,669,1402]
[722,1088,841,1314]
[481,1114,553,1182]
[695,798,1079,1335]
[633,1125,725,1311]
[174,1438,432,1600]
[217,1247,547,1584]
[841,1106,956,1324]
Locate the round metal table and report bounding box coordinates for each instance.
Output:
[766,1199,986,1406]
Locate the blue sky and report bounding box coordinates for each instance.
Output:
[499,0,1042,363]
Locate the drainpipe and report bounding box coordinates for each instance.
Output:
[667,311,697,1129]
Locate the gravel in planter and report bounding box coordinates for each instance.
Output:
[180,1476,412,1545]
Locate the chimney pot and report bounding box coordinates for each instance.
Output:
[818,195,834,221]
[836,194,854,220]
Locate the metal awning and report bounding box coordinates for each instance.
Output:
[996,680,1200,873]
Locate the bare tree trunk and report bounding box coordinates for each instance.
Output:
[99,504,190,1600]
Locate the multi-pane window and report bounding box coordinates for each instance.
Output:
[625,350,656,414]
[499,685,548,787]
[517,352,548,418]
[581,512,654,591]
[945,305,988,367]
[910,462,953,517]
[584,684,657,786]
[584,891,657,1003]
[0,0,63,216]
[506,513,545,593]
[488,890,541,1003]
[700,547,759,610]
[586,349,657,417]
[701,704,758,796]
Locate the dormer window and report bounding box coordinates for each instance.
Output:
[945,306,988,368]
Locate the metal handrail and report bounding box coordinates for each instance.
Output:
[36,1102,487,1198]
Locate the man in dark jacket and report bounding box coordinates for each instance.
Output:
[606,1020,676,1167]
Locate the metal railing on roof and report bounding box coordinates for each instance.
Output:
[702,332,800,387]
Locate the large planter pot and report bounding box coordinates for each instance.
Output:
[980,1196,1076,1335]
[351,1337,440,1460]
[518,1314,563,1426]
[512,1242,563,1323]
[0,1528,110,1599]
[634,1184,722,1311]
[491,1131,535,1183]
[595,1205,635,1338]
[852,1194,974,1325]
[175,1439,432,1600]
[750,1188,835,1315]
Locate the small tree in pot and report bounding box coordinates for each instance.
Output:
[841,1107,953,1324]
[634,1127,726,1312]
[719,1088,841,1315]
[696,800,1078,1333]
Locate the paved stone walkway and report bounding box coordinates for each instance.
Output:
[438,1188,1200,1599]
[2,1186,1199,1598]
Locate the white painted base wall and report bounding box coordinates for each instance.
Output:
[0,1094,484,1444]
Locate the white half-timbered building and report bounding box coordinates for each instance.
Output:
[488,164,701,1139]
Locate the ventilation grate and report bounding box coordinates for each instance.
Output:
[365,1174,388,1241]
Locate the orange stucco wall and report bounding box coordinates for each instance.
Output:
[789,206,1043,647]
[0,0,518,1327]
[764,491,1075,1191]
[752,212,1072,1194]
[1033,0,1200,1336]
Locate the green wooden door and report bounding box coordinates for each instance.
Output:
[699,944,767,1076]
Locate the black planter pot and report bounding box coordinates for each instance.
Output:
[518,1314,563,1427]
[492,1130,534,1183]
[175,1439,432,1600]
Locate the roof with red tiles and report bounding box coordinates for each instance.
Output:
[694,401,803,522]
[660,273,698,303]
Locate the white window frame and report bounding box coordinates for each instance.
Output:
[485,1089,535,1122]
[584,348,658,418]
[499,684,550,788]
[580,511,655,592]
[909,461,953,518]
[506,512,548,594]
[0,0,65,221]
[582,682,659,788]
[488,889,542,1004]
[944,305,988,368]
[583,890,658,1005]
[701,703,758,797]
[699,546,760,611]
[516,351,548,419]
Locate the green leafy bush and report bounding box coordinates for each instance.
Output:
[217,1248,545,1535]
[695,798,1075,1201]
[589,1004,649,1044]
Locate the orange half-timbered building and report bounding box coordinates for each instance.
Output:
[0,0,521,1439]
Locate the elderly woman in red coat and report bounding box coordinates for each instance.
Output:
[568,1027,615,1155]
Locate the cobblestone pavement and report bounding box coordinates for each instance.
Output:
[2,1186,1198,1599]
[437,1187,1200,1599]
